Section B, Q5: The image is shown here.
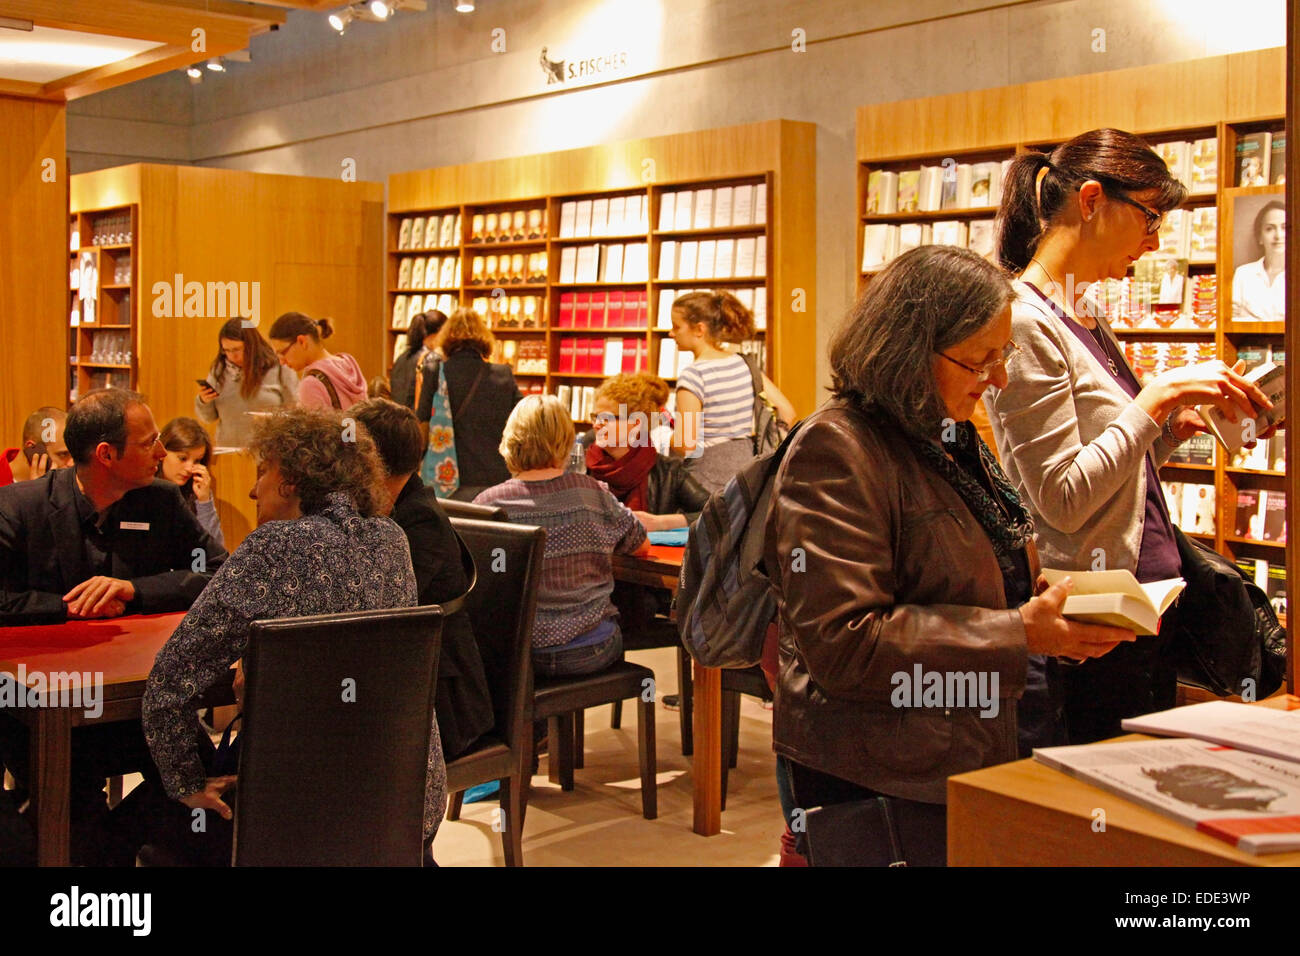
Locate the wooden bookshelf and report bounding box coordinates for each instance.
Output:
[387,120,816,422]
[67,204,139,400]
[855,47,1289,681]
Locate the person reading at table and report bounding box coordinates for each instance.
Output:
[352,397,494,761]
[474,394,648,677]
[0,388,228,626]
[134,406,445,865]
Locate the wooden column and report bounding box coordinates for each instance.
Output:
[1286,0,1297,694]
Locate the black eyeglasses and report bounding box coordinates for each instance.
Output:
[1107,191,1165,235]
[936,341,1020,377]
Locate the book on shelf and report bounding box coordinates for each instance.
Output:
[693,189,714,230]
[1198,362,1285,454]
[732,184,754,226]
[677,241,699,281]
[1039,568,1185,636]
[1166,432,1215,466]
[657,192,675,232]
[657,290,676,329]
[754,240,767,277]
[607,196,626,234]
[968,162,1001,207]
[423,216,440,248]
[628,194,647,232]
[1189,137,1218,194]
[1234,488,1262,538]
[1154,141,1190,187]
[485,213,500,241]
[409,217,426,249]
[559,202,577,238]
[715,238,736,278]
[657,338,679,378]
[1269,132,1286,186]
[392,334,408,362]
[917,165,943,212]
[1235,132,1272,186]
[1265,563,1287,624]
[623,243,649,283]
[752,291,767,330]
[512,210,528,240]
[591,198,610,237]
[397,259,413,289]
[559,247,578,284]
[600,243,624,283]
[573,292,591,329]
[861,223,899,271]
[528,208,545,239]
[1155,209,1190,259]
[732,237,756,278]
[896,170,921,213]
[866,169,899,215]
[673,191,694,231]
[409,259,425,289]
[658,241,678,280]
[967,219,995,259]
[588,292,607,328]
[575,245,600,283]
[439,258,457,288]
[1177,482,1216,536]
[898,222,930,256]
[557,384,572,412]
[1261,491,1286,543]
[471,214,486,242]
[713,186,734,228]
[574,200,594,238]
[1033,737,1300,855]
[754,184,766,224]
[439,215,458,247]
[398,218,413,249]
[392,296,409,329]
[1188,207,1217,264]
[930,220,968,248]
[558,338,578,373]
[696,240,717,280]
[602,339,623,376]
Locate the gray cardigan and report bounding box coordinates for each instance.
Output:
[195,362,299,447]
[984,281,1182,574]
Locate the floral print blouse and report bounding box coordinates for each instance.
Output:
[141,491,446,839]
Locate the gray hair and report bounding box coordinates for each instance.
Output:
[829,245,1013,437]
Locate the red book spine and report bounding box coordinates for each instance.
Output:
[558,292,575,328]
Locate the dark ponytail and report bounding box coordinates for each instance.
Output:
[995,128,1189,273]
[268,311,333,343]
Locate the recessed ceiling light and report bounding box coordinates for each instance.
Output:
[370,1,390,18]
[455,0,474,11]
[206,57,224,72]
[186,65,202,78]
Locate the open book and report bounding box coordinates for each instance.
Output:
[1199,362,1285,454]
[1041,569,1185,635]
[1122,701,1300,764]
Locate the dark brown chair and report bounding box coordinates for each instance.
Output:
[232,605,446,866]
[610,616,692,756]
[438,499,508,522]
[442,517,545,866]
[720,664,773,811]
[533,659,658,820]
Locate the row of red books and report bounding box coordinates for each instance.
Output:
[557,337,649,375]
[557,291,650,329]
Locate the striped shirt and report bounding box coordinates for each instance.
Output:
[473,473,646,648]
[677,354,754,449]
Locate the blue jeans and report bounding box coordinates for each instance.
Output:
[534,626,623,677]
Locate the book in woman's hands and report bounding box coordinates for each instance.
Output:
[1198,362,1285,454]
[1040,568,1186,635]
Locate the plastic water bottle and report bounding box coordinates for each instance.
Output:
[569,439,586,475]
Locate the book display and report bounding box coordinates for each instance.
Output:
[856,53,1290,620]
[67,204,138,400]
[388,172,782,423]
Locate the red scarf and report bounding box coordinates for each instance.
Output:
[586,442,657,512]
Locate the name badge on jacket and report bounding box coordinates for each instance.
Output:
[120,521,150,531]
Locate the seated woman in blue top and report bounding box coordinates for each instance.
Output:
[133,406,443,865]
[156,417,225,549]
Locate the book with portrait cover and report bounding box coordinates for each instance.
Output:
[1189,138,1218,194]
[896,170,921,213]
[1269,132,1286,185]
[1235,132,1272,186]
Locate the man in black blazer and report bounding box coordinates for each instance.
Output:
[0,389,227,863]
[0,389,227,625]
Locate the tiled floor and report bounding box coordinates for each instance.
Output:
[433,646,784,866]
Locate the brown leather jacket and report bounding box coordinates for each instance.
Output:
[764,401,1030,804]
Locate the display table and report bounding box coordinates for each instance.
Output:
[947,695,1300,866]
[0,612,185,866]
[611,543,724,837]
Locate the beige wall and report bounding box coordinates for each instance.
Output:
[66,0,1287,395]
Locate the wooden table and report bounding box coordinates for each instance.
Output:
[0,612,184,866]
[612,544,724,837]
[948,695,1300,866]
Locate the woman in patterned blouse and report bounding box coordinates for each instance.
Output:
[138,406,444,863]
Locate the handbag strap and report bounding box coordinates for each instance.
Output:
[304,369,343,409]
[452,362,489,420]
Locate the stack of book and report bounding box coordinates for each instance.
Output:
[556,290,650,328]
[1160,480,1217,535]
[391,292,457,330]
[557,243,650,283]
[861,218,996,271]
[555,384,598,422]
[1151,138,1219,195]
[556,337,649,375]
[557,195,648,238]
[658,236,766,280]
[397,213,461,250]
[1233,488,1287,541]
[865,159,1011,214]
[654,287,765,329]
[656,184,766,231]
[1234,130,1286,186]
[469,294,544,328]
[1121,340,1217,382]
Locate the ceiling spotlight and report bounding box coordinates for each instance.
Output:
[328,8,352,32]
[455,0,474,10]
[186,65,202,79]
[370,0,391,18]
[206,57,225,72]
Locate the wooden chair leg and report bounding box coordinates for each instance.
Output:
[447,790,464,821]
[547,715,562,785]
[726,692,741,769]
[554,713,575,791]
[574,708,584,770]
[499,775,524,867]
[678,644,694,756]
[721,689,740,811]
[637,695,657,820]
[610,699,623,729]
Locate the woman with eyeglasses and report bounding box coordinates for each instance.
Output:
[984,128,1272,748]
[195,318,299,447]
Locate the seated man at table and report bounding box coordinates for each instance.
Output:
[0,388,227,864]
[1,406,73,486]
[352,398,494,761]
[0,388,227,625]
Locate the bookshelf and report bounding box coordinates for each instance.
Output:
[387,120,816,426]
[67,204,139,401]
[856,48,1289,644]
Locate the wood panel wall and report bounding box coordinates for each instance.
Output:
[0,96,67,445]
[389,119,819,416]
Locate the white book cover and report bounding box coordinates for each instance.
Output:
[392,296,408,329]
[754,240,766,277]
[409,217,425,249]
[622,242,649,282]
[657,193,675,232]
[732,185,754,226]
[426,257,440,287]
[657,337,679,378]
[714,238,736,278]
[600,243,625,282]
[1188,207,1217,264]
[575,244,600,283]
[569,386,583,421]
[1200,363,1285,453]
[393,334,408,361]
[590,198,610,237]
[1154,141,1191,187]
[969,163,999,207]
[557,384,572,414]
[607,196,627,234]
[677,241,699,281]
[658,240,679,280]
[437,293,455,315]
[696,240,717,280]
[439,216,457,248]
[753,293,767,330]
[559,202,577,238]
[917,166,943,212]
[1190,138,1219,195]
[423,216,440,249]
[673,191,694,231]
[867,169,901,215]
[398,218,413,250]
[439,258,457,289]
[602,339,624,376]
[733,237,756,277]
[627,194,646,232]
[559,247,578,284]
[955,164,973,208]
[1034,737,1300,854]
[574,200,594,238]
[967,219,995,258]
[1123,701,1300,764]
[861,224,896,270]
[423,294,438,313]
[409,259,425,289]
[734,288,754,311]
[1040,568,1186,635]
[713,186,734,228]
[931,220,966,247]
[692,189,714,230]
[657,290,676,329]
[1157,209,1190,259]
[397,258,412,289]
[753,184,767,224]
[898,222,928,254]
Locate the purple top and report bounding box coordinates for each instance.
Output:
[1023,283,1181,583]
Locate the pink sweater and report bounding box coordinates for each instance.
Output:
[299,353,367,410]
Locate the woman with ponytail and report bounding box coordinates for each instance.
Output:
[267,312,368,412]
[984,128,1272,748]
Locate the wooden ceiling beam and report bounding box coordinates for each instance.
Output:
[0,0,281,46]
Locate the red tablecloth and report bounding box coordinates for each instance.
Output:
[0,612,185,687]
